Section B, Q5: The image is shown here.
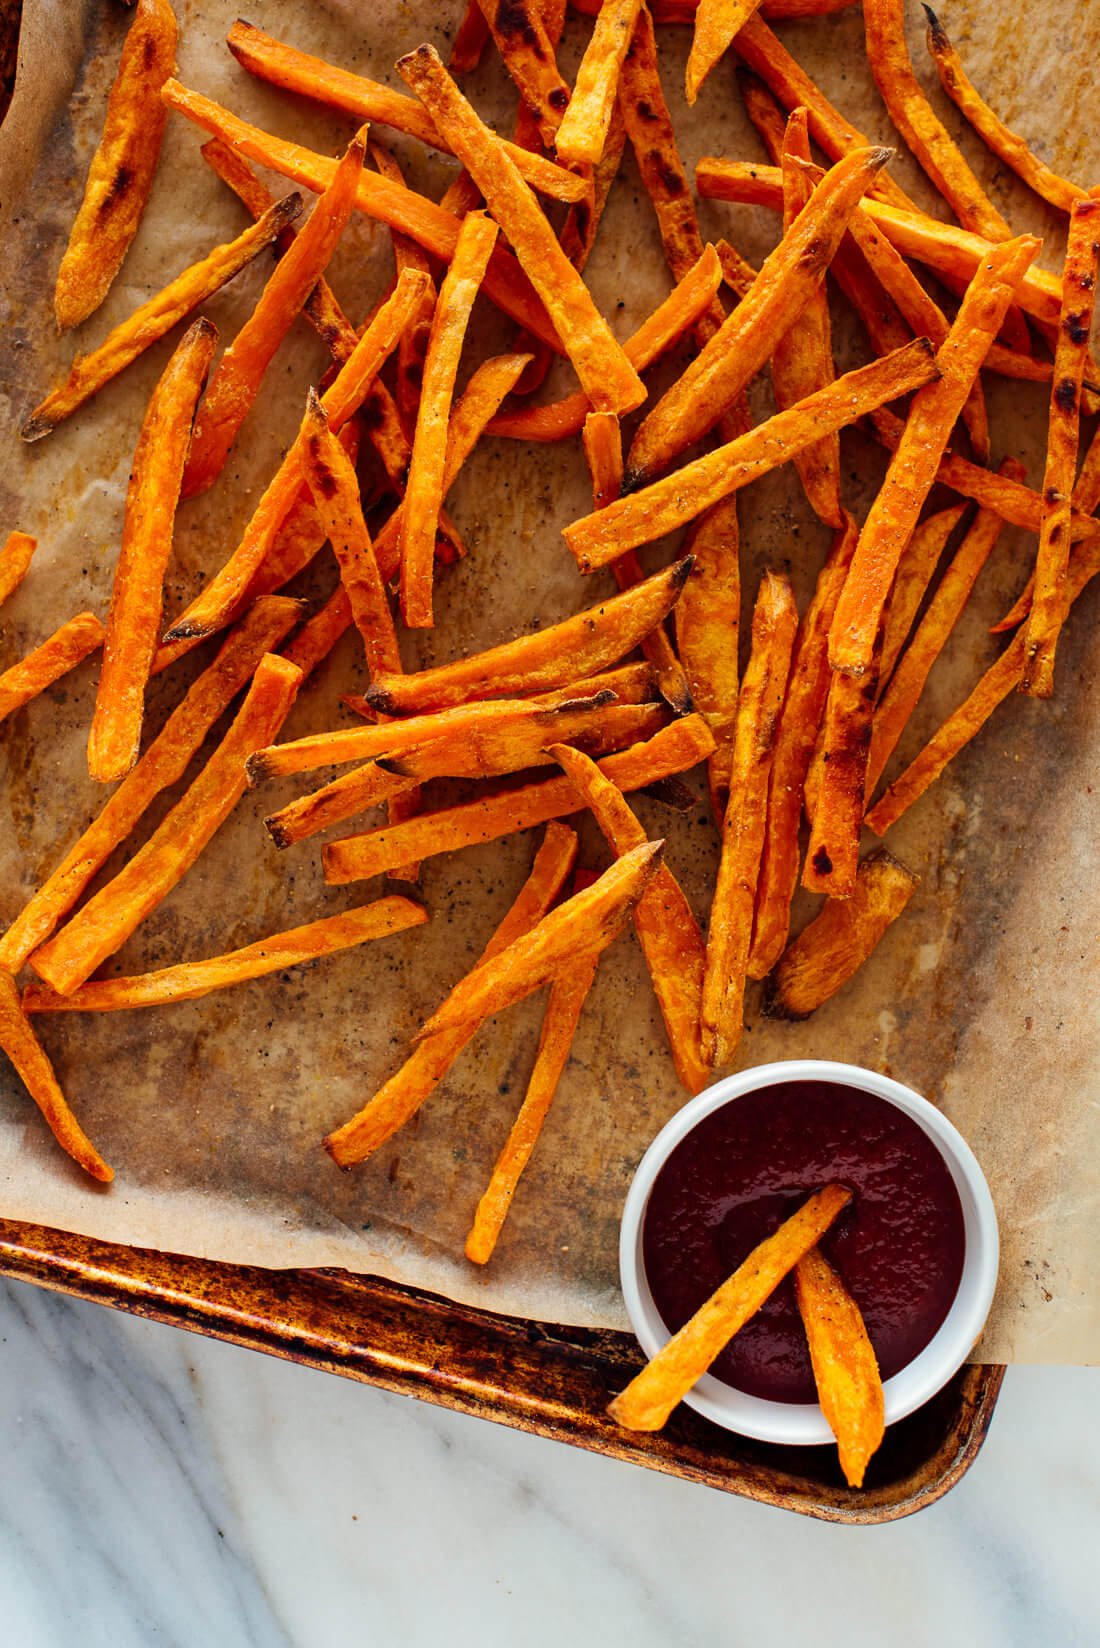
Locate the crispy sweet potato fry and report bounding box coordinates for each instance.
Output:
[0,599,300,973]
[321,715,715,883]
[1022,194,1100,697]
[30,656,303,997]
[23,899,427,1016]
[879,504,966,686]
[0,532,36,608]
[413,842,663,1043]
[549,745,708,1093]
[564,340,939,569]
[264,764,415,851]
[829,235,1040,678]
[366,558,691,713]
[54,0,177,331]
[226,21,586,204]
[768,851,918,1015]
[687,0,765,104]
[624,146,892,488]
[87,319,216,785]
[395,46,646,416]
[402,212,499,628]
[867,483,1016,796]
[607,1183,852,1430]
[701,572,797,1066]
[675,499,742,818]
[450,3,491,73]
[803,641,881,899]
[555,0,641,165]
[162,268,430,644]
[160,79,557,348]
[0,971,111,1181]
[475,0,573,147]
[794,1245,885,1487]
[368,140,437,441]
[748,514,858,978]
[324,823,578,1166]
[0,612,104,723]
[181,131,365,498]
[23,195,299,443]
[559,100,627,276]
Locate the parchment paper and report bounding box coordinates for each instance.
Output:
[0,0,1096,1361]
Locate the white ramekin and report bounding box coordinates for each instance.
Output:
[619,1059,999,1445]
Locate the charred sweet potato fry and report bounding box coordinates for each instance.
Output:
[87,318,216,785]
[324,823,578,1167]
[30,656,303,997]
[803,641,881,899]
[0,613,104,724]
[564,340,939,569]
[607,1184,852,1430]
[550,744,708,1093]
[0,532,37,609]
[701,572,797,1066]
[675,498,742,817]
[264,765,415,851]
[395,46,645,415]
[748,514,857,979]
[555,0,642,165]
[23,899,427,1016]
[0,971,112,1182]
[879,505,966,686]
[23,195,299,442]
[768,851,918,1016]
[54,0,177,331]
[321,715,716,883]
[474,0,573,148]
[794,1245,885,1488]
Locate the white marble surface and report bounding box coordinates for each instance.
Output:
[0,1279,1094,1646]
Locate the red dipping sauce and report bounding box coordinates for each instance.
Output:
[641,1080,966,1403]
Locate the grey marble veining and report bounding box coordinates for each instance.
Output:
[0,1277,1095,1647]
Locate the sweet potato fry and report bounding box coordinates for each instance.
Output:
[226,21,586,204]
[368,140,437,442]
[607,1183,852,1430]
[558,100,627,276]
[0,612,104,724]
[30,655,303,997]
[0,532,36,608]
[450,3,491,73]
[23,195,299,443]
[867,483,1016,796]
[466,942,600,1265]
[395,46,646,415]
[23,899,427,1016]
[564,340,939,569]
[794,1245,885,1488]
[401,212,499,628]
[575,0,860,15]
[366,558,691,713]
[475,0,573,147]
[53,0,177,331]
[324,822,578,1166]
[321,715,715,883]
[555,0,641,165]
[802,643,881,899]
[160,79,557,348]
[624,146,892,488]
[748,514,858,978]
[687,0,765,103]
[829,235,1040,677]
[549,744,708,1093]
[879,504,966,686]
[767,851,918,1015]
[1022,194,1100,698]
[163,267,430,644]
[181,131,365,498]
[0,599,300,974]
[280,588,354,677]
[487,244,723,442]
[701,572,797,1066]
[87,319,216,785]
[674,499,742,818]
[413,842,663,1044]
[263,765,415,851]
[0,971,111,1182]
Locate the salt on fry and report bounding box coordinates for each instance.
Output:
[701,571,797,1067]
[0,972,112,1182]
[0,613,105,724]
[324,823,578,1167]
[879,504,966,686]
[794,1245,885,1488]
[767,851,918,1016]
[607,1183,852,1430]
[54,0,177,331]
[87,319,217,784]
[0,532,37,609]
[687,0,765,104]
[30,655,303,997]
[555,0,642,165]
[23,194,300,442]
[675,499,742,818]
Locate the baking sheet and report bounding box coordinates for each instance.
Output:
[0,0,1096,1361]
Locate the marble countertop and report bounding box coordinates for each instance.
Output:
[0,1277,1094,1646]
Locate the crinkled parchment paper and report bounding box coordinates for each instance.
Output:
[0,0,1096,1360]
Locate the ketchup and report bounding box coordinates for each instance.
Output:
[641,1080,966,1403]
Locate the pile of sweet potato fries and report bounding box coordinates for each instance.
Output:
[3,0,1096,1472]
